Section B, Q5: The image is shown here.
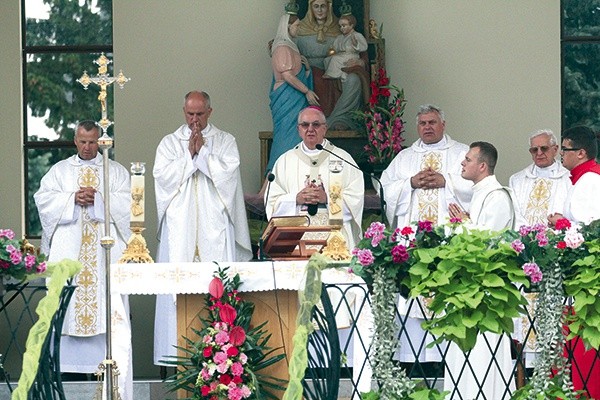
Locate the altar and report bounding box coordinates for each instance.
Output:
[110,260,365,400]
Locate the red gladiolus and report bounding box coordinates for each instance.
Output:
[229,325,246,346]
[208,277,224,299]
[219,303,237,324]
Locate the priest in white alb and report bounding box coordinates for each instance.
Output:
[508,129,570,363]
[153,91,252,365]
[380,104,473,363]
[34,120,131,374]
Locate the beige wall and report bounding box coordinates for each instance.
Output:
[0,0,560,379]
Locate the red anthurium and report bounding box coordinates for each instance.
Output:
[229,326,246,346]
[208,277,224,299]
[219,303,237,324]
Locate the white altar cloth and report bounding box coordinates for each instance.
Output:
[110,260,367,400]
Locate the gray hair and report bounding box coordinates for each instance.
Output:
[529,129,557,146]
[416,104,445,124]
[184,91,211,108]
[298,106,327,124]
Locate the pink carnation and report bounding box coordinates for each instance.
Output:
[213,351,228,364]
[231,361,244,376]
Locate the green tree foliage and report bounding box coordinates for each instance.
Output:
[25,0,113,236]
[562,0,600,133]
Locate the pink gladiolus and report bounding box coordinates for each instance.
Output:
[208,277,224,299]
[231,362,244,376]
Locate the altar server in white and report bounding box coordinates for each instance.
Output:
[153,91,252,365]
[380,104,472,229]
[265,105,364,248]
[509,129,570,228]
[34,120,131,373]
[448,141,516,399]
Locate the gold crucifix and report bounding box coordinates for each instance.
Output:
[77,53,130,134]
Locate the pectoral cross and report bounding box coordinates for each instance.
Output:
[77,53,130,134]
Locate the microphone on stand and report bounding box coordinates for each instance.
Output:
[315,143,386,222]
[258,173,276,260]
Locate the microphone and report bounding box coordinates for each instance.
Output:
[315,143,386,222]
[258,173,276,260]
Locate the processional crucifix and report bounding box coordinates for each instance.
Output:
[77,53,129,400]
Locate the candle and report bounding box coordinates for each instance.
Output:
[130,162,146,226]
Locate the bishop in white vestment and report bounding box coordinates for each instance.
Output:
[34,121,131,373]
[265,107,364,249]
[153,91,252,364]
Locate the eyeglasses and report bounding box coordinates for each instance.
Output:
[560,147,581,152]
[528,146,553,154]
[298,121,325,130]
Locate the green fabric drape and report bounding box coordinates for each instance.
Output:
[12,259,81,400]
[282,253,347,400]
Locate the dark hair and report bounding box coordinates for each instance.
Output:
[470,141,498,174]
[77,120,99,134]
[562,125,598,160]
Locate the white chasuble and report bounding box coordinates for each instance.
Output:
[509,162,570,228]
[380,135,472,229]
[267,140,364,249]
[35,154,131,338]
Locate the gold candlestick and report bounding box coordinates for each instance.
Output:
[119,162,153,264]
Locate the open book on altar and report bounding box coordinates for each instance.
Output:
[261,216,339,260]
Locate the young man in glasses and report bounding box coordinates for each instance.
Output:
[265,105,364,248]
[508,129,570,228]
[548,125,600,226]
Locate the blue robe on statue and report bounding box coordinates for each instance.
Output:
[266,64,313,172]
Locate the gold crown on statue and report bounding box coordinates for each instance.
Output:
[339,1,352,16]
[285,1,299,15]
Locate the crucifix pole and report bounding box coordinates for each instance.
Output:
[77,53,129,400]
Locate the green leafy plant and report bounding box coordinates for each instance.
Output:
[163,266,286,400]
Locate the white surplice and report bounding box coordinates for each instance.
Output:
[380,135,473,229]
[509,162,571,228]
[266,139,364,248]
[564,171,600,224]
[444,174,516,399]
[34,153,131,374]
[153,123,252,364]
